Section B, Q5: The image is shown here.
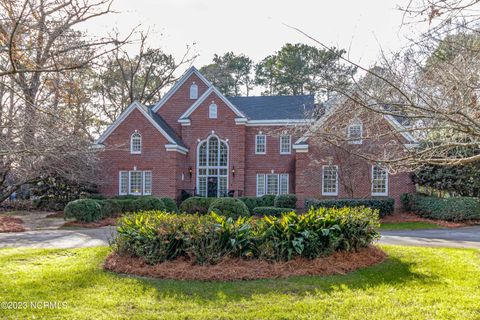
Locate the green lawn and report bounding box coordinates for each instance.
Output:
[0,246,479,319]
[380,221,443,230]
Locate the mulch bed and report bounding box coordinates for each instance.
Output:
[63,217,117,228]
[45,211,64,218]
[103,246,387,281]
[0,215,25,233]
[381,211,478,228]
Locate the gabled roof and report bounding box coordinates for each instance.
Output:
[96,101,187,151]
[227,95,315,120]
[151,66,212,113]
[179,86,246,120]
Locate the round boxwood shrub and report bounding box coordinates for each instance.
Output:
[238,197,262,213]
[274,194,297,209]
[260,194,276,207]
[133,196,166,212]
[179,197,216,214]
[64,199,104,222]
[161,197,178,213]
[208,198,250,219]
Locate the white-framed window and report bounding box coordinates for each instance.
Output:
[143,171,152,195]
[190,82,198,99]
[119,171,128,195]
[130,131,142,154]
[280,135,291,154]
[209,103,218,119]
[255,134,266,154]
[119,170,152,195]
[256,173,289,196]
[347,121,363,144]
[372,165,388,196]
[322,165,338,196]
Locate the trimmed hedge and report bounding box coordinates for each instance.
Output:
[161,197,178,213]
[260,194,276,207]
[305,198,395,217]
[179,197,216,214]
[253,206,296,216]
[208,198,250,219]
[401,193,480,221]
[112,207,380,264]
[64,199,103,222]
[238,197,262,213]
[274,194,297,209]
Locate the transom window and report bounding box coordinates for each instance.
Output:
[209,103,218,119]
[130,132,142,154]
[348,120,363,144]
[190,82,198,99]
[280,135,291,154]
[372,165,388,196]
[119,170,152,195]
[322,165,338,196]
[197,135,228,197]
[256,173,289,196]
[255,134,266,154]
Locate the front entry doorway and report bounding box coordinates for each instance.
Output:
[197,135,229,197]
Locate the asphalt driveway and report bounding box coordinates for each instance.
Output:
[0,225,479,249]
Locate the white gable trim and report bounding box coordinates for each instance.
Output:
[178,86,246,121]
[96,101,188,154]
[384,115,418,144]
[152,66,212,113]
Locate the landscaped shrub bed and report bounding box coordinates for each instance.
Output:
[111,207,380,265]
[274,194,297,209]
[178,196,216,214]
[252,206,296,216]
[305,198,395,217]
[207,198,250,219]
[401,193,480,221]
[64,196,174,222]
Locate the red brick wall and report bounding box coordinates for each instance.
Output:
[156,73,209,137]
[97,108,181,198]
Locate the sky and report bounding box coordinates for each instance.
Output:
[83,0,425,74]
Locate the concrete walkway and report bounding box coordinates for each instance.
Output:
[0,226,479,249]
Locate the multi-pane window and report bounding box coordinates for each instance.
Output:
[130,132,142,154]
[347,122,363,144]
[256,173,289,196]
[322,165,338,195]
[119,170,152,195]
[209,103,217,119]
[255,135,266,154]
[197,136,229,197]
[190,82,198,99]
[280,135,291,154]
[372,165,388,196]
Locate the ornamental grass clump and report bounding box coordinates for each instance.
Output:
[111,207,380,265]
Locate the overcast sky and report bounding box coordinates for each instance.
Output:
[84,0,426,72]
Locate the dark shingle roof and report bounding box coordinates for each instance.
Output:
[227,95,315,120]
[141,104,187,148]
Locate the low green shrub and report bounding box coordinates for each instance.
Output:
[161,197,178,213]
[179,197,216,214]
[274,194,297,209]
[252,206,296,216]
[64,199,103,222]
[111,207,380,264]
[238,197,262,213]
[401,193,480,221]
[305,198,395,217]
[208,198,250,219]
[259,194,276,207]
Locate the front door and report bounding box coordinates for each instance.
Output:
[207,177,218,197]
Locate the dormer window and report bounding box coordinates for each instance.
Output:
[130,131,142,154]
[209,102,217,119]
[190,82,198,99]
[347,120,363,144]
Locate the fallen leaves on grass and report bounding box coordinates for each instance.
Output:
[0,215,25,232]
[104,246,387,281]
[63,217,117,228]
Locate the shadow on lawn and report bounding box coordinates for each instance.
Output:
[121,255,439,302]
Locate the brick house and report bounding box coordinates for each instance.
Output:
[95,67,416,209]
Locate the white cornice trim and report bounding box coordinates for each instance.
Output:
[245,119,312,126]
[165,144,189,154]
[152,66,212,113]
[234,117,248,125]
[178,87,246,120]
[293,144,309,153]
